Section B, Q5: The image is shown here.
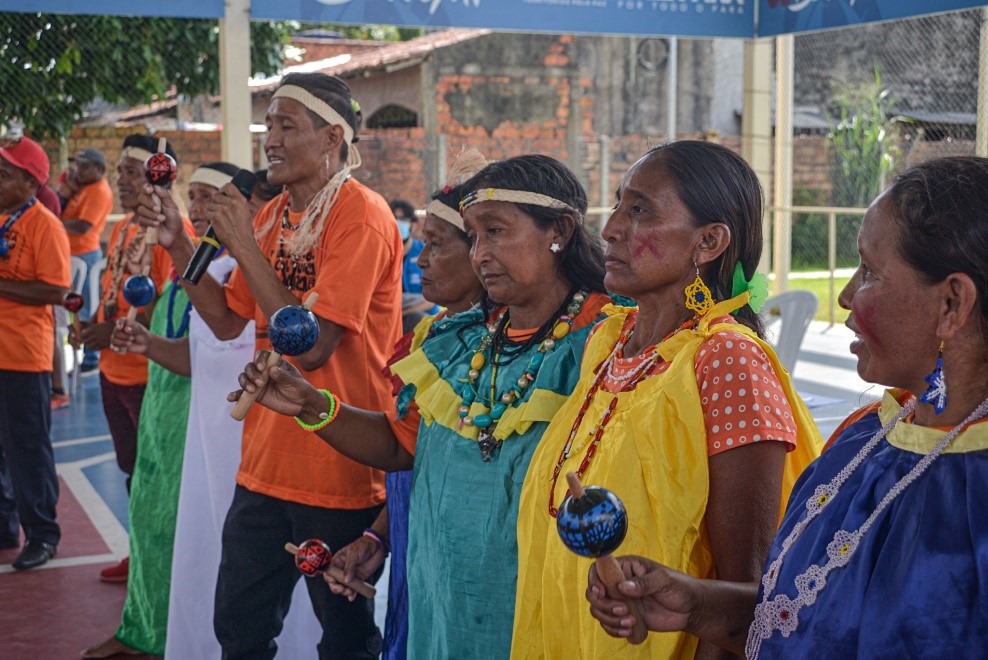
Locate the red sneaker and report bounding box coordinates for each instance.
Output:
[99,556,129,583]
[50,393,70,411]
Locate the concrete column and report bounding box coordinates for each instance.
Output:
[741,38,773,274]
[772,35,794,294]
[219,0,253,169]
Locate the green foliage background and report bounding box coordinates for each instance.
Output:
[0,13,291,139]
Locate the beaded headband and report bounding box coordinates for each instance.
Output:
[190,167,233,190]
[273,85,354,146]
[426,199,463,231]
[120,146,154,163]
[459,188,573,214]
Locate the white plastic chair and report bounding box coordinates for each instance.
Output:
[69,256,107,396]
[759,290,818,375]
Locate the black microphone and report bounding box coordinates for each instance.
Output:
[182,169,257,284]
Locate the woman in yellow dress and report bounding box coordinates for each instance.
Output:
[512,141,822,659]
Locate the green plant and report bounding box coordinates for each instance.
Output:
[0,14,291,139]
[826,65,903,208]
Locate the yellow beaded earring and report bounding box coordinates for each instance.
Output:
[684,262,714,316]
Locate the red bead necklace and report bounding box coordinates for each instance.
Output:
[547,314,697,517]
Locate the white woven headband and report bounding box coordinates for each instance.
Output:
[273,85,354,145]
[190,167,233,190]
[426,200,463,231]
[120,146,154,163]
[459,188,572,214]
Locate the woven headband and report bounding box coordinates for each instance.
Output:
[459,188,572,214]
[190,167,233,190]
[273,85,354,145]
[120,147,154,163]
[426,199,464,231]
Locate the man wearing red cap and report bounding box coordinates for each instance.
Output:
[0,136,71,570]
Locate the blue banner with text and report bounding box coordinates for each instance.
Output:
[756,0,987,37]
[251,0,754,39]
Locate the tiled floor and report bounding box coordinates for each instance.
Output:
[0,322,876,659]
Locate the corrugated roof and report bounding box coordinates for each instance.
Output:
[251,28,491,93]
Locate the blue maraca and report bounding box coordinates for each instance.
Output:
[556,472,648,644]
[122,266,156,324]
[231,293,320,421]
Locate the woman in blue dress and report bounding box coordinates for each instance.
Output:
[586,156,988,658]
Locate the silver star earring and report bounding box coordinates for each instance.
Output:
[550,242,562,253]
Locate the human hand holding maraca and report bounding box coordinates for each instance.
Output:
[322,535,387,602]
[63,293,84,343]
[110,318,151,355]
[284,539,376,599]
[135,181,184,253]
[229,293,320,421]
[557,472,649,644]
[142,138,176,246]
[586,554,701,641]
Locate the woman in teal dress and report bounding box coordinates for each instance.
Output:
[587,156,988,658]
[233,154,613,658]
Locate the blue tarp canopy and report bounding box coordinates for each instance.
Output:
[2,0,985,36]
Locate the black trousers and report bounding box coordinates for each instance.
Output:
[214,485,384,660]
[0,370,60,545]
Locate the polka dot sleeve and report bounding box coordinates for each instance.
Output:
[694,331,798,457]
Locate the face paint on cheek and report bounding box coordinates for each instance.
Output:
[852,299,881,348]
[630,229,663,261]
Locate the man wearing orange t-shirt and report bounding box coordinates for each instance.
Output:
[0,137,71,570]
[61,147,113,373]
[138,73,402,657]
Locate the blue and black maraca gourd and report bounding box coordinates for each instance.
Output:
[556,485,629,558]
[122,273,156,308]
[269,304,320,356]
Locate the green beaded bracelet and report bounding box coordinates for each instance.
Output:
[295,389,338,432]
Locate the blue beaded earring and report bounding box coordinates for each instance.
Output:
[919,340,947,415]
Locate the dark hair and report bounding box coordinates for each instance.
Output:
[640,141,765,336]
[461,154,606,295]
[122,134,178,164]
[390,199,416,220]
[277,73,358,161]
[198,161,239,178]
[253,169,284,203]
[885,157,988,323]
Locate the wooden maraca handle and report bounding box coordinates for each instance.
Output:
[596,554,649,644]
[283,543,377,599]
[144,139,168,246]
[564,474,647,644]
[230,350,282,421]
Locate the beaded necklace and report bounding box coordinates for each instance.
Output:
[103,219,143,320]
[165,271,192,339]
[745,395,988,658]
[547,313,697,517]
[458,289,588,462]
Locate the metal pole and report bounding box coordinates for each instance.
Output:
[827,211,837,328]
[219,0,253,168]
[772,35,795,294]
[978,7,988,157]
[667,37,678,143]
[599,134,611,230]
[438,133,448,189]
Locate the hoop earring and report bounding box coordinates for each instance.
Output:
[684,263,714,317]
[550,242,562,254]
[919,340,947,414]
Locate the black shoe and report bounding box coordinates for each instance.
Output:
[79,362,99,377]
[0,537,19,550]
[12,540,56,570]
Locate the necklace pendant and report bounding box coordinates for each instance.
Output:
[478,430,500,462]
